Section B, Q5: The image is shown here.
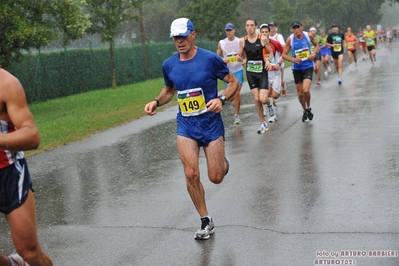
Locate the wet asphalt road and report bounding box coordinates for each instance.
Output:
[1,42,398,266]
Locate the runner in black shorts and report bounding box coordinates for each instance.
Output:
[282,20,319,122]
[0,159,32,214]
[0,68,53,265]
[239,19,273,134]
[327,23,345,84]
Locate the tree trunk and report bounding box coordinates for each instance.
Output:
[138,5,150,79]
[110,41,117,89]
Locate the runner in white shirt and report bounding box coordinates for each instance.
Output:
[269,22,287,97]
[217,23,244,124]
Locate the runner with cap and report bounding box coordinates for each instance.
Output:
[259,23,284,123]
[282,20,319,122]
[269,21,287,97]
[319,29,332,77]
[363,25,377,64]
[309,27,323,85]
[326,23,345,85]
[217,23,244,124]
[344,27,358,69]
[144,18,238,240]
[238,19,273,134]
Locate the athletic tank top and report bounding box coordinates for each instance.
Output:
[345,34,357,50]
[364,31,376,46]
[244,34,264,62]
[219,37,243,73]
[0,120,24,169]
[244,34,266,73]
[290,32,314,70]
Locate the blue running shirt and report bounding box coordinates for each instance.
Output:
[162,47,230,146]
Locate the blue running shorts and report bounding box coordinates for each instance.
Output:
[0,159,33,214]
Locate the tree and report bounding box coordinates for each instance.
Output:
[269,0,296,36]
[87,0,140,89]
[297,0,385,31]
[179,0,243,42]
[49,0,92,47]
[0,0,91,70]
[0,1,54,69]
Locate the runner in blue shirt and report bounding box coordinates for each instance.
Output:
[282,20,319,122]
[144,18,238,240]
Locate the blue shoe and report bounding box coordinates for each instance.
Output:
[338,78,342,85]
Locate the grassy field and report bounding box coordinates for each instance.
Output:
[28,79,169,155]
[27,63,292,156]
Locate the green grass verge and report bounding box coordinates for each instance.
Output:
[28,79,167,155]
[27,65,291,156]
[27,79,225,155]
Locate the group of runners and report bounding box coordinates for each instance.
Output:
[217,21,390,132]
[2,19,391,266]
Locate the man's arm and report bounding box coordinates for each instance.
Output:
[261,35,272,69]
[206,72,238,113]
[238,37,247,66]
[0,71,40,151]
[216,42,230,64]
[308,34,319,61]
[144,85,176,116]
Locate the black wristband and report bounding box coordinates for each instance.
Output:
[218,95,227,105]
[154,98,160,107]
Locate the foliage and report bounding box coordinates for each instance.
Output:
[269,0,296,35]
[0,1,54,69]
[86,0,144,89]
[49,0,92,47]
[0,0,90,69]
[87,0,140,43]
[290,0,386,32]
[179,0,244,41]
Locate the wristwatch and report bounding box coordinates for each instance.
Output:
[218,95,227,105]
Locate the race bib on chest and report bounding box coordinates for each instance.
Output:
[334,45,342,52]
[294,48,310,61]
[177,88,207,117]
[367,38,373,44]
[348,43,354,49]
[247,60,263,73]
[227,52,238,63]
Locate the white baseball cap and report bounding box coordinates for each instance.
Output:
[170,18,195,38]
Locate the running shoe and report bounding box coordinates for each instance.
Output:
[234,114,241,124]
[268,103,277,123]
[224,156,230,176]
[8,254,29,266]
[302,110,308,122]
[338,78,342,85]
[257,122,269,134]
[324,70,328,77]
[268,115,277,123]
[327,65,332,72]
[263,105,268,117]
[307,108,314,121]
[317,79,321,85]
[194,217,215,240]
[267,104,274,117]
